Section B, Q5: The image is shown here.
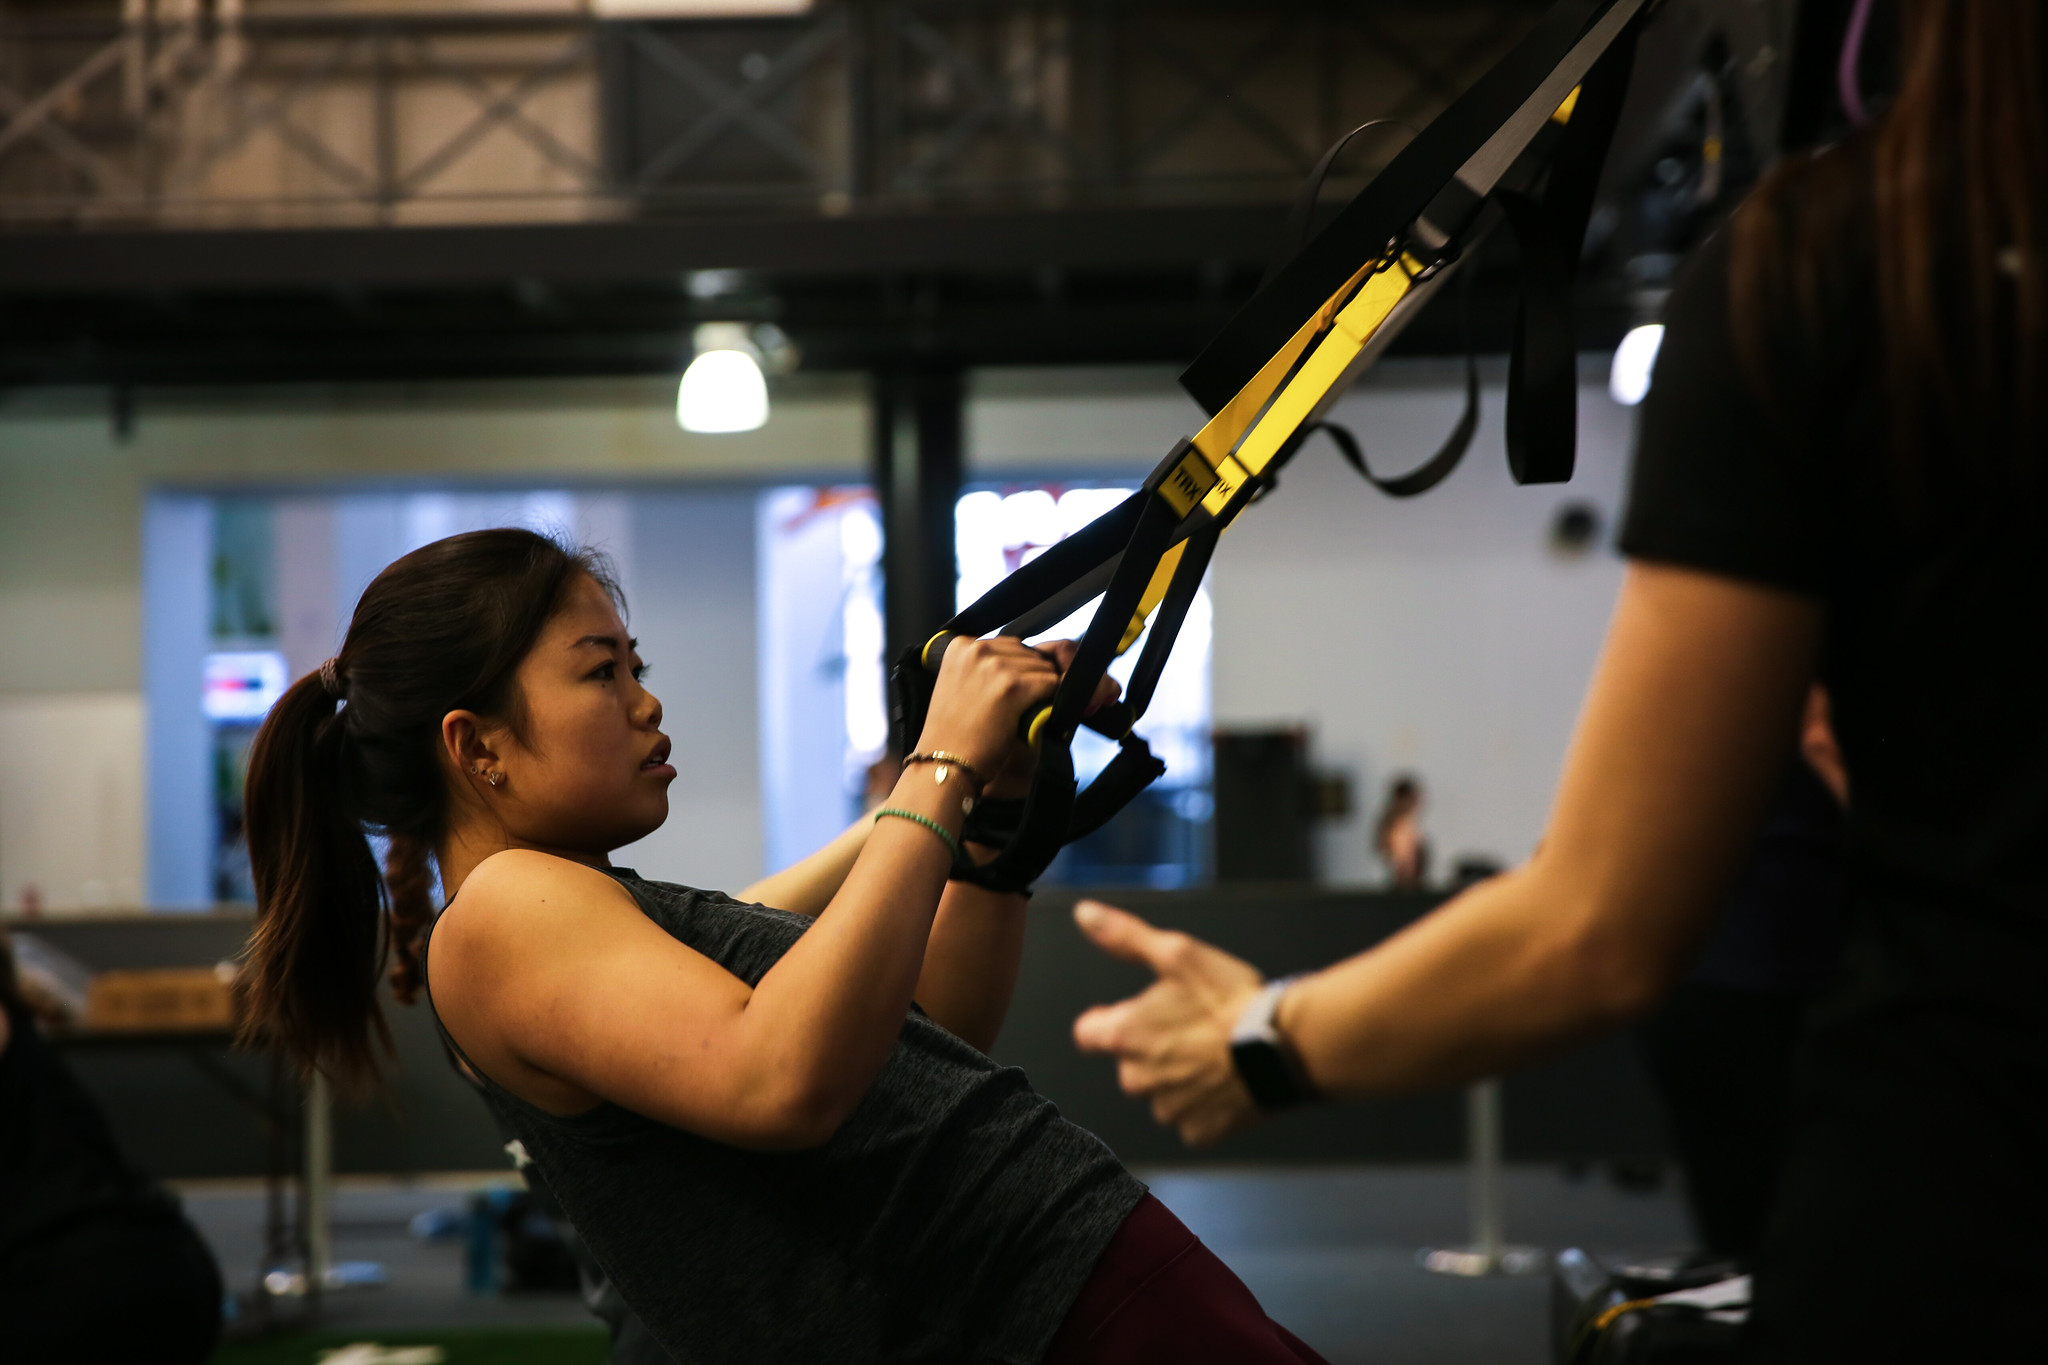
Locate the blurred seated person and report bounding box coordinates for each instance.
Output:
[1637,684,1848,1260]
[1373,774,1429,889]
[0,931,224,1365]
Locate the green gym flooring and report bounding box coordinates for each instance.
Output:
[211,1328,607,1365]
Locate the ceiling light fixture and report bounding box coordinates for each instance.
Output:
[677,322,769,434]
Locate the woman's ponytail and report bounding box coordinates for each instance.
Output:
[237,667,390,1093]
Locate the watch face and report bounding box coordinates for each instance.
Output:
[1230,1037,1305,1111]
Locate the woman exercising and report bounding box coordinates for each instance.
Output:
[236,527,1327,1365]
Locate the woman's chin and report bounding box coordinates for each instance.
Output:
[624,794,671,845]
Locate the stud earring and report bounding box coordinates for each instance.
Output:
[487,771,503,788]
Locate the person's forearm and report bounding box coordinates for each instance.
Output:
[914,877,1029,1051]
[1280,568,1819,1098]
[1278,860,1683,1097]
[739,815,872,915]
[744,816,1029,1049]
[740,770,965,1134]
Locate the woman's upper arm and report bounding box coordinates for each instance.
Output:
[1535,558,1824,1004]
[432,853,811,1147]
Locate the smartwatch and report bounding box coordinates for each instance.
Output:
[1229,975,1322,1111]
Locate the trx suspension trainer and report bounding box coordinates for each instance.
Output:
[890,0,1654,894]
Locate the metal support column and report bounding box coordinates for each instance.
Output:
[873,367,964,667]
[1420,1078,1545,1276]
[303,1069,333,1296]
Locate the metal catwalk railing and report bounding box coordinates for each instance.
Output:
[0,0,1538,228]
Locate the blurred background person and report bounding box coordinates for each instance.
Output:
[1372,774,1430,890]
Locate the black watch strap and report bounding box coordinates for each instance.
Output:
[1229,976,1321,1112]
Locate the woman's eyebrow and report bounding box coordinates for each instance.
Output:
[572,634,638,651]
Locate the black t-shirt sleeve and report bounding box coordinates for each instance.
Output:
[1619,231,1829,595]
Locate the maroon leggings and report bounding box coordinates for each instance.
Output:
[1041,1195,1331,1365]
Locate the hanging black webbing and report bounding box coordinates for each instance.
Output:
[889,0,1651,893]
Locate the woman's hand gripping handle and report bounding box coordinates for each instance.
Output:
[915,636,1063,779]
[918,636,1121,800]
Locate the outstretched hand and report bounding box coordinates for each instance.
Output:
[1069,900,1266,1148]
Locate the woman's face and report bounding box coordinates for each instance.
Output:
[483,573,675,855]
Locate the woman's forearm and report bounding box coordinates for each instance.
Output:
[915,879,1029,1051]
[742,769,966,1136]
[741,816,1029,1050]
[739,814,872,915]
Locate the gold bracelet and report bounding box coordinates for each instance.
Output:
[902,750,988,791]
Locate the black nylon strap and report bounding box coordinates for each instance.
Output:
[1266,118,1416,287]
[1003,555,1121,641]
[1067,738,1167,843]
[1181,0,1617,413]
[950,492,1143,637]
[1315,362,1476,496]
[1500,19,1642,484]
[1047,489,1184,740]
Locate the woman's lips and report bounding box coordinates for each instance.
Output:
[641,739,674,777]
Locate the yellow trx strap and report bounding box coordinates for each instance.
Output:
[1117,539,1188,653]
[1112,244,1437,653]
[1107,82,1592,655]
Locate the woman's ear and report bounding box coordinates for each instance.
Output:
[441,710,502,787]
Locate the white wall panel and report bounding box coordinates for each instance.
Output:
[1210,381,1635,884]
[613,490,765,893]
[0,693,147,914]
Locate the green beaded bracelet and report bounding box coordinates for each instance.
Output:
[873,806,962,861]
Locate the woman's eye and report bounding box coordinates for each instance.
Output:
[632,664,651,681]
[591,662,616,681]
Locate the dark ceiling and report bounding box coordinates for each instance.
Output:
[0,0,1820,389]
[0,202,1635,386]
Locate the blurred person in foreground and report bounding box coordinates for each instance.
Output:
[0,932,223,1364]
[1636,684,1848,1261]
[1069,5,2048,1359]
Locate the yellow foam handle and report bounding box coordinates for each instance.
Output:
[1024,706,1055,748]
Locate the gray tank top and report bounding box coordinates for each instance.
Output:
[422,869,1145,1365]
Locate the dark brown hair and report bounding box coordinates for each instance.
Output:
[1732,0,2047,493]
[236,528,621,1092]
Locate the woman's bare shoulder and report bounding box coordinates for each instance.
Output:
[436,852,646,971]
